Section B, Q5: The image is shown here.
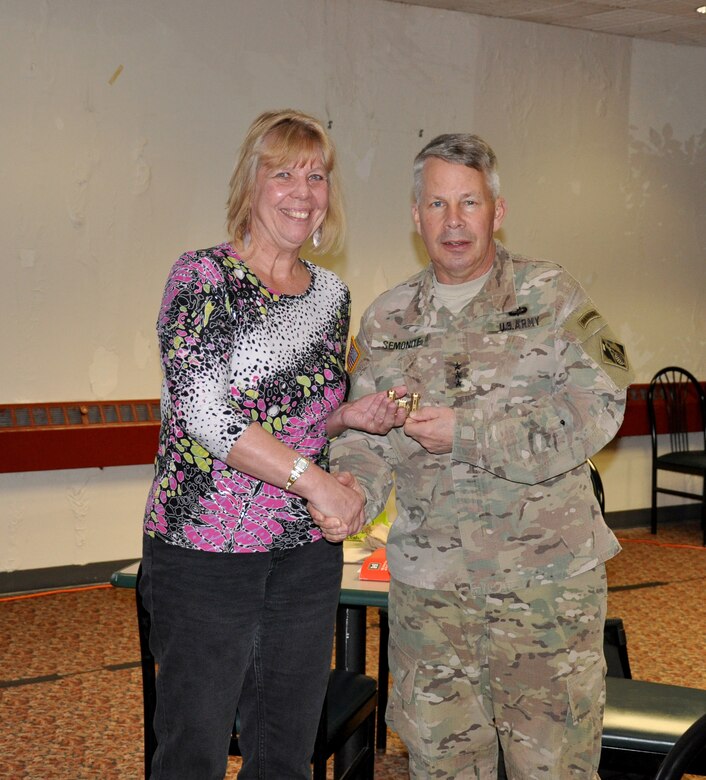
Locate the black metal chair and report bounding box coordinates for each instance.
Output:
[135,564,377,780]
[600,617,706,777]
[603,616,632,679]
[647,366,706,544]
[653,711,706,780]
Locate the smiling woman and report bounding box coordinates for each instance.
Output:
[138,109,407,779]
[226,109,345,259]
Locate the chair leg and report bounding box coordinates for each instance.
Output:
[376,609,389,751]
[651,467,658,535]
[365,707,377,779]
[701,475,706,546]
[312,752,326,780]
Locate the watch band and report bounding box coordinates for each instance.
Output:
[284,456,310,491]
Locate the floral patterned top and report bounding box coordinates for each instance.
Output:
[143,243,351,552]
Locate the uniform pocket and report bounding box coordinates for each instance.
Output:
[566,660,605,726]
[386,641,417,716]
[387,639,486,763]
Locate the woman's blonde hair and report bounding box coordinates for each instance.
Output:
[226,109,345,255]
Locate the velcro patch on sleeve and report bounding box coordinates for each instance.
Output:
[346,334,362,374]
[565,304,607,342]
[565,304,633,388]
[601,338,629,371]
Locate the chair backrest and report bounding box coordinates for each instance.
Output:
[647,367,706,455]
[587,458,605,515]
[603,616,632,679]
[653,711,706,780]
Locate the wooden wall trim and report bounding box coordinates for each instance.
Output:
[1,384,703,473]
[618,381,705,437]
[0,400,160,473]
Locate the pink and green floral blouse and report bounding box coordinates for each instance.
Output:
[143,243,350,553]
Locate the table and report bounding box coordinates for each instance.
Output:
[336,562,389,675]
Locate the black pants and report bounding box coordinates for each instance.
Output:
[140,535,343,779]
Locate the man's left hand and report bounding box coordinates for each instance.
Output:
[403,406,455,454]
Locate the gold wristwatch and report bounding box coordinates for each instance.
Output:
[285,456,310,491]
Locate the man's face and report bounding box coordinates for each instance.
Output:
[413,157,506,285]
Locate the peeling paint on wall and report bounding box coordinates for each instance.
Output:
[132,138,151,195]
[67,480,90,550]
[89,347,119,398]
[19,249,36,268]
[133,330,154,370]
[355,148,375,181]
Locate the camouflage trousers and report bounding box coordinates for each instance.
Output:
[386,566,607,779]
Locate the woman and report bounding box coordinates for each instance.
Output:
[141,109,405,778]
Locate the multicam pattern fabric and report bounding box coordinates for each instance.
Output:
[331,241,632,591]
[143,243,350,552]
[387,567,608,779]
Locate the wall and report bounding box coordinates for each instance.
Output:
[2,0,705,575]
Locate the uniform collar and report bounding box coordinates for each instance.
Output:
[401,240,518,326]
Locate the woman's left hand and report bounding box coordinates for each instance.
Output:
[327,385,409,438]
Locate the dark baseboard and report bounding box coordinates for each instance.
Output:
[605,503,702,530]
[0,558,140,596]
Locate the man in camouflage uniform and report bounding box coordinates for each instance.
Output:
[331,134,632,779]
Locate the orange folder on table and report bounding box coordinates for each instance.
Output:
[358,547,390,581]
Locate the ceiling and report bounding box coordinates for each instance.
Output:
[387,0,706,47]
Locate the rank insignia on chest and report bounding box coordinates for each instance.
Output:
[445,355,470,390]
[601,338,629,371]
[346,335,362,374]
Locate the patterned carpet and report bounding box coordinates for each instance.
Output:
[1,519,704,779]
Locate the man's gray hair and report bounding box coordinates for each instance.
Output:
[413,134,500,203]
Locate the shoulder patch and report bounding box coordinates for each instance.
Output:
[564,304,633,389]
[578,308,601,329]
[565,304,607,343]
[346,335,361,374]
[601,338,629,371]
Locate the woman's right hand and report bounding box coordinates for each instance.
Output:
[307,471,366,541]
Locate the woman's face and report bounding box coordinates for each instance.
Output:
[249,152,329,256]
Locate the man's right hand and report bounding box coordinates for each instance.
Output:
[404,405,455,454]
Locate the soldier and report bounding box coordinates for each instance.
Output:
[328,134,633,779]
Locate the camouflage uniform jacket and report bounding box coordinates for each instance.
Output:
[331,241,632,593]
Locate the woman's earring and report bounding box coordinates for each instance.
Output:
[242,230,251,249]
[312,227,322,249]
